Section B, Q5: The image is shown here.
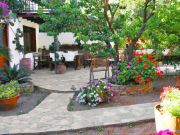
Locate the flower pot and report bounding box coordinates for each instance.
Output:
[154,104,180,135]
[0,94,20,111]
[56,64,67,74]
[20,58,32,70]
[177,76,180,88]
[111,82,153,95]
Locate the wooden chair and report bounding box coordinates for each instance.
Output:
[89,57,110,82]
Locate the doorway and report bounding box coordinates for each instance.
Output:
[0,25,8,69]
[23,26,36,53]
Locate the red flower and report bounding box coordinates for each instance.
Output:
[137,74,142,78]
[140,80,145,85]
[152,59,157,63]
[146,78,151,82]
[126,37,131,44]
[147,55,153,60]
[134,78,139,83]
[137,57,142,62]
[135,42,140,46]
[144,64,148,69]
[141,38,145,43]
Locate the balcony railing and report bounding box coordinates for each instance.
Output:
[20,0,50,13]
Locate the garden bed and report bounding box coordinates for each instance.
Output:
[68,75,176,111]
[0,88,50,116]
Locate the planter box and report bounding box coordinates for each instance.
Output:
[111,82,153,95]
[0,94,20,111]
[154,104,180,135]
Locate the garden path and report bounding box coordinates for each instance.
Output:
[0,92,156,134]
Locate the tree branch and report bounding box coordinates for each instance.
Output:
[103,0,115,34]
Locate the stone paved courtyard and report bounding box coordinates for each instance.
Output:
[0,68,160,134]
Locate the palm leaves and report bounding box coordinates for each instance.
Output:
[0,64,32,84]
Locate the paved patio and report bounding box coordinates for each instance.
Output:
[0,92,156,134]
[31,68,112,92]
[1,65,178,134]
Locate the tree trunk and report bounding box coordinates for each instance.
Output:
[114,43,119,62]
[54,35,58,74]
[127,42,135,62]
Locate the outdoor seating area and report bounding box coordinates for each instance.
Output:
[0,0,179,135]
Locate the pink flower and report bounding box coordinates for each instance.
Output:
[133,67,136,70]
[126,65,131,68]
[155,129,173,135]
[0,2,10,17]
[114,69,121,73]
[112,75,117,79]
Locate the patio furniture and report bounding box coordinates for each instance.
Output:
[90,57,110,82]
[33,52,50,69]
[49,51,78,69]
[82,53,92,68]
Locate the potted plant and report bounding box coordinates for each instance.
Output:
[13,28,32,70]
[0,80,20,110]
[49,36,66,74]
[111,51,163,95]
[76,80,114,107]
[154,86,180,135]
[0,64,33,93]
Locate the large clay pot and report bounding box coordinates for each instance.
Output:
[111,82,153,95]
[0,94,20,111]
[154,104,180,135]
[56,64,66,74]
[177,76,180,88]
[20,58,32,70]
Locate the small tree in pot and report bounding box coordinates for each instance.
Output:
[13,28,32,70]
[49,36,66,74]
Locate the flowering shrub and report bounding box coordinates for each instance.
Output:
[111,52,163,85]
[160,86,180,117]
[0,2,10,17]
[155,129,173,135]
[76,80,114,107]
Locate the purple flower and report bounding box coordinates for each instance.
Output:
[155,129,173,135]
[0,2,10,17]
[114,69,121,73]
[112,75,117,79]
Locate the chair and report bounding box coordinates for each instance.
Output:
[89,57,110,82]
[82,53,92,68]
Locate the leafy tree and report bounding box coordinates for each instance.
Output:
[75,0,157,61]
[38,0,80,72]
[144,0,179,51]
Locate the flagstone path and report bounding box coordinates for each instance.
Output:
[0,92,156,134]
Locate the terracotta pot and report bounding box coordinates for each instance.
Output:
[56,64,66,74]
[154,104,180,135]
[0,94,20,111]
[111,82,153,95]
[20,58,32,70]
[177,76,180,88]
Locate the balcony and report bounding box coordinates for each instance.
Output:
[17,0,49,24]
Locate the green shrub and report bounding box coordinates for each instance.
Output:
[0,81,20,99]
[0,64,32,84]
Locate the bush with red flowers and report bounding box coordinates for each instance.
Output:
[111,51,163,85]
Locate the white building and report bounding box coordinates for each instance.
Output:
[0,0,76,69]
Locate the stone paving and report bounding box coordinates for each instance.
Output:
[31,68,112,92]
[0,92,157,134]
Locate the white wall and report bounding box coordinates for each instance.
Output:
[38,32,76,49]
[8,17,39,68]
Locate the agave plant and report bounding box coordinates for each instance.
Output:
[0,64,32,84]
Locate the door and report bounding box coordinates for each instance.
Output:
[23,26,36,53]
[0,25,8,69]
